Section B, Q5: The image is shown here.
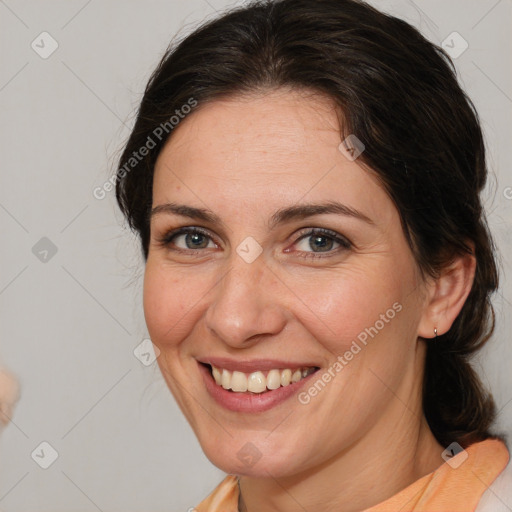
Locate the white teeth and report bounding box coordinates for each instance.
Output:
[247,371,266,393]
[291,369,302,383]
[281,369,292,386]
[231,371,248,392]
[210,365,317,393]
[266,369,281,390]
[221,369,231,389]
[212,366,222,385]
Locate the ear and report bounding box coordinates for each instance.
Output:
[417,247,476,339]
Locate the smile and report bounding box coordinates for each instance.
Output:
[210,365,318,393]
[197,359,321,412]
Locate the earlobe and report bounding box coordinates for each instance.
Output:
[417,249,476,339]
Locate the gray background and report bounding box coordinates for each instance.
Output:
[0,0,511,510]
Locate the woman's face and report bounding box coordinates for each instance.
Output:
[144,88,430,477]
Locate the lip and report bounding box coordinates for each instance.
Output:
[198,361,320,413]
[196,357,319,373]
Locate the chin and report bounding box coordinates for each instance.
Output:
[199,433,309,478]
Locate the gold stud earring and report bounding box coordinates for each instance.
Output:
[434,327,438,339]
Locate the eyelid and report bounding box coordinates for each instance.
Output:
[293,227,350,244]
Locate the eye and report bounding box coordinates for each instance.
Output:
[289,228,351,258]
[156,226,351,259]
[157,227,217,251]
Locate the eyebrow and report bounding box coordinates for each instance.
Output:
[150,200,374,228]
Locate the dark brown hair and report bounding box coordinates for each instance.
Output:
[115,0,502,448]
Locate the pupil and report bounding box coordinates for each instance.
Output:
[310,235,332,252]
[186,233,207,249]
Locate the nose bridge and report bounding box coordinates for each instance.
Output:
[204,253,287,346]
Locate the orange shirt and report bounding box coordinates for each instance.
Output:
[195,438,509,512]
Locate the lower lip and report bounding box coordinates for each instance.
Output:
[198,362,319,413]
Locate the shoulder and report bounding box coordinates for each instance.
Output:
[194,474,239,512]
[475,457,512,512]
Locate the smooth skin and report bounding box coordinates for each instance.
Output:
[144,87,476,512]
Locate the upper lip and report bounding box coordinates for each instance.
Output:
[197,357,320,373]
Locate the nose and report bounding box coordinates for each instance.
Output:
[204,255,288,348]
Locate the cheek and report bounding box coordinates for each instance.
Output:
[287,262,409,353]
[142,260,206,346]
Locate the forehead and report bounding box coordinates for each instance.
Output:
[160,89,338,160]
[152,89,391,225]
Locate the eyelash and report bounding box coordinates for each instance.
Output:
[156,226,352,259]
